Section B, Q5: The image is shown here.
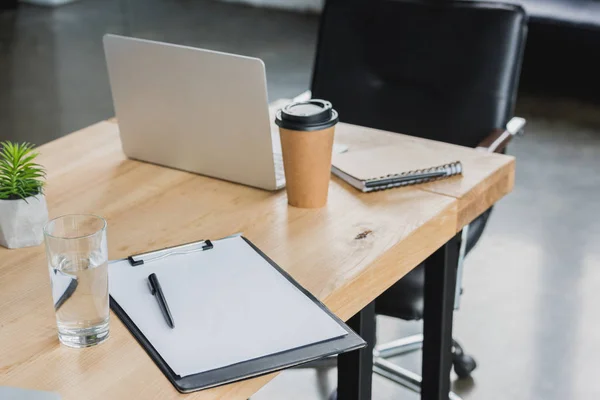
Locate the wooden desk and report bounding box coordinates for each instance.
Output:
[334,123,515,229]
[0,120,513,400]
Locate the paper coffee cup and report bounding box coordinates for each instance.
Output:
[275,100,339,208]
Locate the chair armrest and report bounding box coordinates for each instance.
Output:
[476,116,526,153]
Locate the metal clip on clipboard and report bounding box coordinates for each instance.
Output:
[127,240,214,266]
[109,234,366,393]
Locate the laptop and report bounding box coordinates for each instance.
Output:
[103,34,286,190]
[0,387,61,400]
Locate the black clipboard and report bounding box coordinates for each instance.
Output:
[109,236,366,393]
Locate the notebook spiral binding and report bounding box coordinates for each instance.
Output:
[364,161,463,192]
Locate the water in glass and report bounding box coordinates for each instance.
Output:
[50,253,109,347]
[44,214,109,348]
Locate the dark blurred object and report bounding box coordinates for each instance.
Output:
[312,0,527,396]
[486,0,600,102]
[1,0,19,10]
[312,0,527,147]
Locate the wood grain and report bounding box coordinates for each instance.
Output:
[332,123,516,228]
[0,120,461,400]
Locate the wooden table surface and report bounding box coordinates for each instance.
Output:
[0,119,514,400]
[333,123,515,229]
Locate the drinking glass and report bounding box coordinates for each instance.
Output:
[43,214,109,348]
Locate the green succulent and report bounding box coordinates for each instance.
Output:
[0,141,46,200]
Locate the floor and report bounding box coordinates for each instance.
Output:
[0,0,316,144]
[2,1,600,399]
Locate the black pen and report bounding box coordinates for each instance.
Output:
[148,273,175,329]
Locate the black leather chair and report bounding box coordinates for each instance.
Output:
[0,0,18,10]
[311,0,527,397]
[486,0,600,101]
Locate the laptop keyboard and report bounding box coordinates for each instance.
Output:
[273,153,285,185]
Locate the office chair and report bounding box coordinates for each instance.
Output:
[311,0,527,397]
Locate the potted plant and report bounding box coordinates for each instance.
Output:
[0,141,48,249]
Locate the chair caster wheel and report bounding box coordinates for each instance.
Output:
[452,341,477,379]
[453,353,477,378]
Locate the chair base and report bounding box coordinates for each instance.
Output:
[373,334,476,400]
[304,334,476,400]
[374,333,424,358]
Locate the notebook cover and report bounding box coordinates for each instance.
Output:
[109,236,365,393]
[331,145,458,182]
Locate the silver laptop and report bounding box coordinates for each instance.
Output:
[103,34,285,190]
[0,387,61,400]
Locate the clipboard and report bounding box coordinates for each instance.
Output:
[109,236,366,393]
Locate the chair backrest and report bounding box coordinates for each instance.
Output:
[311,0,528,148]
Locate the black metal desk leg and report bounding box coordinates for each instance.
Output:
[422,234,461,400]
[337,301,376,400]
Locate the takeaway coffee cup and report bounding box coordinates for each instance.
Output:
[275,99,339,208]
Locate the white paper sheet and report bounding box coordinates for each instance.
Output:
[109,236,347,377]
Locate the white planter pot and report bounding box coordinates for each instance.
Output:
[0,195,49,249]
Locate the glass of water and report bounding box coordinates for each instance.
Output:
[43,214,109,348]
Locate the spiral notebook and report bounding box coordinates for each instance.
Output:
[331,146,463,192]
